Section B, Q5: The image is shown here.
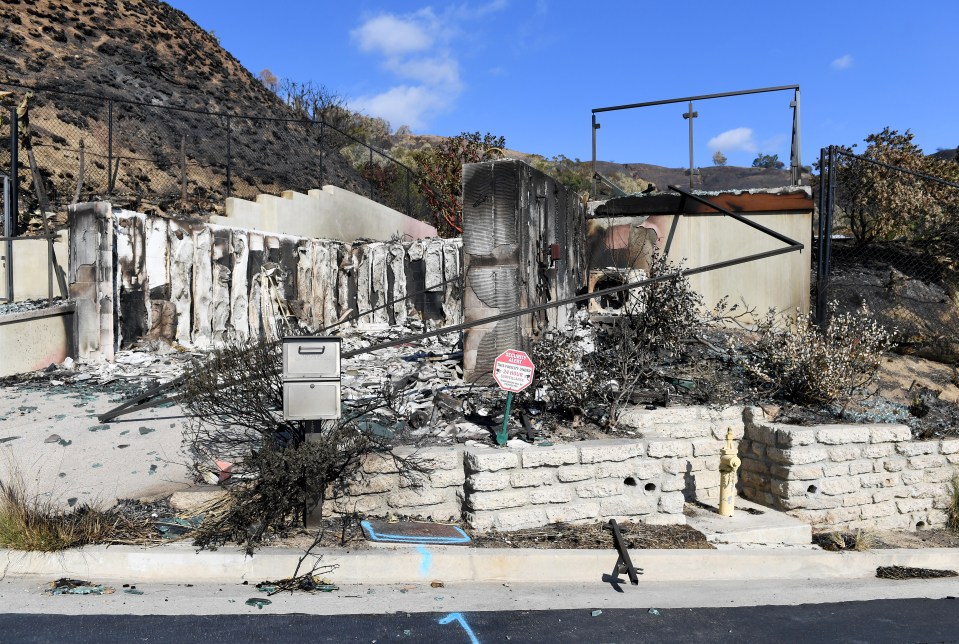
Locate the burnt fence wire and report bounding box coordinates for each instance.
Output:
[0,80,440,228]
[814,146,959,352]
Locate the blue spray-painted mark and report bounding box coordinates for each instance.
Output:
[417,545,432,577]
[359,520,471,545]
[438,613,480,644]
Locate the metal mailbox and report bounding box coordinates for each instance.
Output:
[282,337,341,380]
[283,381,341,420]
[281,336,342,421]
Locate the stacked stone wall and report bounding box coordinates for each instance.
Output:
[320,412,751,532]
[739,416,959,531]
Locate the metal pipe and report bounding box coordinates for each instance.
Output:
[591,113,598,197]
[667,185,805,250]
[790,88,802,186]
[835,148,959,189]
[343,244,803,360]
[592,84,800,114]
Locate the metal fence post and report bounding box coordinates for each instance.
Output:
[815,147,826,325]
[9,106,18,236]
[319,122,324,187]
[225,115,232,198]
[369,147,373,200]
[683,101,698,190]
[406,167,411,218]
[790,88,802,186]
[818,145,837,329]
[3,175,12,302]
[107,99,114,195]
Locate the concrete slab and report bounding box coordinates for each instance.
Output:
[685,497,812,546]
[0,384,193,508]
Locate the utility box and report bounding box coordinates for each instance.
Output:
[281,336,342,421]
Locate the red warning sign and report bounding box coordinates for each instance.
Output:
[492,349,536,393]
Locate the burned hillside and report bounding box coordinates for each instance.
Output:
[0,0,368,220]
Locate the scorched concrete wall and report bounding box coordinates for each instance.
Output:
[68,202,462,358]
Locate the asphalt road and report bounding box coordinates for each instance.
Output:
[2,598,958,643]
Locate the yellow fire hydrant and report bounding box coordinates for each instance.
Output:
[718,428,741,517]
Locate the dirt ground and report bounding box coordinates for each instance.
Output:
[814,528,959,551]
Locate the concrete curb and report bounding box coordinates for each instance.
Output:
[4,545,959,584]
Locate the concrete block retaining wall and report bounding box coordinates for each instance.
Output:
[739,414,959,531]
[325,406,958,534]
[322,405,754,532]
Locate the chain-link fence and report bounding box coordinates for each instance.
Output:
[0,81,438,230]
[814,146,959,360]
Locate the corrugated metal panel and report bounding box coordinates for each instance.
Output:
[467,266,519,311]
[493,162,518,248]
[463,163,494,256]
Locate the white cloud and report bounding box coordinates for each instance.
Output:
[352,86,452,131]
[350,3,506,130]
[707,127,757,153]
[350,13,434,57]
[385,55,460,86]
[831,54,853,70]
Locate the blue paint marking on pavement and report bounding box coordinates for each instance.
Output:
[417,545,432,577]
[438,612,480,644]
[359,520,471,545]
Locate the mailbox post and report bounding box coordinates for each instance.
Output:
[281,337,342,428]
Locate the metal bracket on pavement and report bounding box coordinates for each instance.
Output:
[602,519,642,591]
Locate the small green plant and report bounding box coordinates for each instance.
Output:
[852,528,879,552]
[948,472,959,534]
[741,303,893,410]
[0,474,110,551]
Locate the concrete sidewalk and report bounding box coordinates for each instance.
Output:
[3,542,958,585]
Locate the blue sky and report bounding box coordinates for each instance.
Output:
[168,0,958,169]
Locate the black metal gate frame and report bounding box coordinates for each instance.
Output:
[99,185,805,421]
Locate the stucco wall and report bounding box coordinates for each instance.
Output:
[0,235,69,302]
[212,185,437,242]
[0,303,75,377]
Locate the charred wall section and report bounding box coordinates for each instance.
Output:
[461,160,586,382]
[69,203,462,356]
